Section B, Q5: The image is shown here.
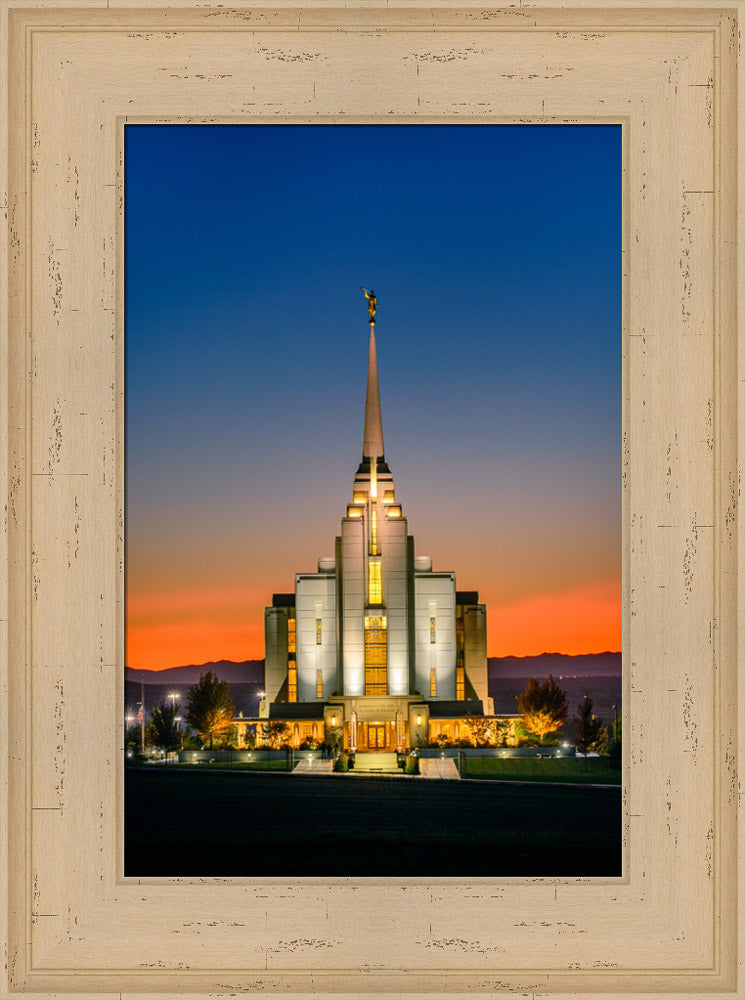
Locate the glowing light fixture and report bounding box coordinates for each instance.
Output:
[331,715,337,726]
[417,715,422,725]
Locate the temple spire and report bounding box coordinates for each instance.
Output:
[361,288,384,460]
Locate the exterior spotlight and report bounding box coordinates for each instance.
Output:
[417,715,422,725]
[331,716,336,726]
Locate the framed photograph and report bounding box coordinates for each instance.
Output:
[123,121,622,880]
[2,2,741,998]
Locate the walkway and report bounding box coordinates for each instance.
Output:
[419,757,461,780]
[293,758,334,774]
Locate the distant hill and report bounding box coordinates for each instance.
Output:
[125,659,264,685]
[489,651,621,680]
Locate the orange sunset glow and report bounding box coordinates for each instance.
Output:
[125,580,621,671]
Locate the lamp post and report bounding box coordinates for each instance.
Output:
[125,713,134,749]
[139,675,145,755]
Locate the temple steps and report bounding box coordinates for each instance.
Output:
[351,751,399,773]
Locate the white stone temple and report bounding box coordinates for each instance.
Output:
[262,292,495,752]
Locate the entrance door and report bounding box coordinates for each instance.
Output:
[367,724,387,749]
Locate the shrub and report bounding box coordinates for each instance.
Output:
[404,754,419,775]
[334,751,349,772]
[606,736,622,770]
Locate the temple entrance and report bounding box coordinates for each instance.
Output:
[367,723,387,749]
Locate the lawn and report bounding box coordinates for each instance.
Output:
[125,768,622,877]
[465,755,622,784]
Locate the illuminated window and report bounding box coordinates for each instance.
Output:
[346,504,363,518]
[386,505,402,518]
[316,618,322,644]
[287,617,297,702]
[368,560,382,605]
[370,506,378,555]
[430,667,437,697]
[455,613,464,700]
[353,491,367,504]
[430,616,436,643]
[364,615,387,695]
[316,669,323,698]
[383,490,395,503]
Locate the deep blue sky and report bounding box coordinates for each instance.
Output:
[125,124,621,667]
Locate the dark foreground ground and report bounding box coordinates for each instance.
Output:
[125,768,622,877]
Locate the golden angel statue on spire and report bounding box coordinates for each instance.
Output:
[361,286,377,323]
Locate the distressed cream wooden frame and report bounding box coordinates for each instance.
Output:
[1,1,743,997]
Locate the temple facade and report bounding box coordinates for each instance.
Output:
[261,295,497,752]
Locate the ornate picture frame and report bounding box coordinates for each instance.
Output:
[1,2,741,997]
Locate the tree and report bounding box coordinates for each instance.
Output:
[465,712,494,747]
[146,699,182,754]
[573,694,608,768]
[180,727,202,751]
[261,720,290,749]
[517,675,568,744]
[606,715,622,767]
[185,671,235,750]
[124,723,142,756]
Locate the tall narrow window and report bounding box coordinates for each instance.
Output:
[370,505,378,555]
[287,616,297,702]
[316,669,323,698]
[430,616,436,643]
[364,615,387,695]
[368,559,382,605]
[455,613,465,700]
[316,617,322,644]
[430,667,437,698]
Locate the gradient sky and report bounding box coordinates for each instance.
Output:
[125,124,621,670]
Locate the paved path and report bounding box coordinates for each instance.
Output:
[419,757,461,780]
[293,758,334,774]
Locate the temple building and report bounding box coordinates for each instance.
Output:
[260,292,499,752]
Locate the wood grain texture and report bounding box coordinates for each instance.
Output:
[0,2,742,998]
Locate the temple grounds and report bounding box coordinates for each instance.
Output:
[125,768,622,877]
